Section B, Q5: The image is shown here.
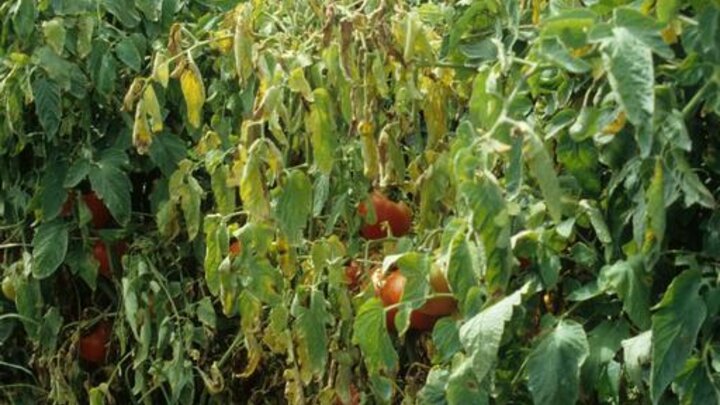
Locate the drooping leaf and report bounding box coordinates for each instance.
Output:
[307,88,337,175]
[526,319,589,405]
[352,298,398,374]
[32,220,69,279]
[459,284,528,383]
[524,130,564,223]
[180,58,206,129]
[650,269,707,403]
[291,288,332,384]
[598,258,651,330]
[274,170,312,245]
[32,78,62,139]
[601,27,655,156]
[88,150,132,225]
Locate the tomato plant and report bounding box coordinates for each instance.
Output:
[1,1,719,404]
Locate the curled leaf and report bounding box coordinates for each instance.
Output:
[132,100,152,155]
[152,52,169,88]
[180,57,206,129]
[142,85,163,132]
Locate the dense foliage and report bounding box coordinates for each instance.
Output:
[1,0,719,403]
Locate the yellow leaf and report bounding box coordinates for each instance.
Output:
[142,85,163,132]
[358,120,379,181]
[234,4,254,85]
[603,111,626,135]
[287,67,314,102]
[180,57,206,129]
[122,78,143,112]
[133,100,152,155]
[152,52,169,88]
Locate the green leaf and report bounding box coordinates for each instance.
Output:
[274,170,312,245]
[307,88,337,175]
[31,77,62,139]
[96,53,118,97]
[581,320,630,392]
[12,0,35,39]
[418,369,450,404]
[42,18,67,55]
[136,0,161,21]
[657,0,681,22]
[352,298,398,374]
[650,269,707,403]
[468,68,501,130]
[526,319,589,405]
[180,175,203,241]
[601,27,655,156]
[538,37,591,73]
[88,152,132,226]
[76,15,95,58]
[41,161,69,221]
[291,288,331,383]
[447,227,480,313]
[525,130,564,223]
[643,160,665,255]
[613,8,674,59]
[196,297,216,329]
[38,307,62,353]
[15,275,43,340]
[148,131,187,177]
[102,0,140,28]
[461,177,512,293]
[674,356,720,405]
[459,284,528,383]
[32,220,69,279]
[599,258,651,329]
[203,215,227,296]
[116,37,142,72]
[432,318,461,364]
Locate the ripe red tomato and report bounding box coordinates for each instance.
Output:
[61,191,75,217]
[418,263,457,316]
[358,192,412,239]
[93,241,127,278]
[344,260,362,291]
[79,321,110,364]
[372,268,450,331]
[83,191,111,229]
[229,240,242,257]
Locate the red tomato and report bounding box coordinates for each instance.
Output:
[418,263,457,316]
[93,241,127,278]
[61,191,75,217]
[83,191,111,229]
[344,261,362,291]
[358,192,412,239]
[373,268,448,331]
[229,240,242,257]
[79,321,110,364]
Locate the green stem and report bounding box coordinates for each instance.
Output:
[682,75,716,119]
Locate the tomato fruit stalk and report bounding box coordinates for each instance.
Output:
[358,192,412,239]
